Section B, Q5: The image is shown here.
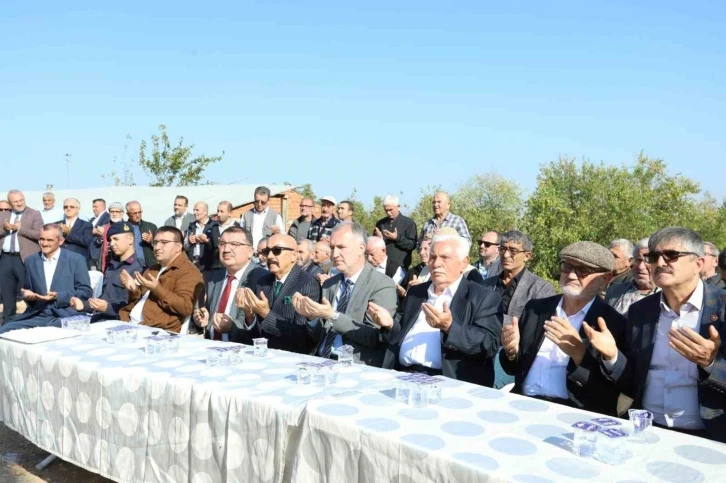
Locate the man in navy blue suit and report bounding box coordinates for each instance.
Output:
[0,224,92,334]
[88,198,111,269]
[58,198,93,265]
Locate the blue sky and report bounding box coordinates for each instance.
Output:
[1,1,724,211]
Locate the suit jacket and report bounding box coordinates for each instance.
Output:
[0,207,43,261]
[119,253,204,333]
[606,284,726,442]
[200,263,266,338]
[232,264,321,353]
[137,220,158,267]
[303,261,323,278]
[374,215,417,270]
[164,213,196,234]
[480,268,557,321]
[310,263,398,367]
[384,258,402,279]
[184,220,217,271]
[89,212,111,262]
[465,268,484,285]
[16,249,92,320]
[500,295,627,416]
[61,218,93,261]
[90,211,111,228]
[382,278,503,386]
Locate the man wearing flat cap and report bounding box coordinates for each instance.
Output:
[499,240,627,416]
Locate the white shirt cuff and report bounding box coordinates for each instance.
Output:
[703,358,716,374]
[601,354,618,372]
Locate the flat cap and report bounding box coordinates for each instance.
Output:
[560,241,614,272]
[107,221,134,240]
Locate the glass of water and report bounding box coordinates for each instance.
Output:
[335,345,354,366]
[326,364,339,385]
[571,423,599,458]
[410,382,427,408]
[426,383,442,404]
[297,364,312,385]
[395,379,412,404]
[253,338,268,357]
[628,409,653,438]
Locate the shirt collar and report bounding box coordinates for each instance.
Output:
[254,207,268,215]
[378,256,388,270]
[345,265,365,285]
[659,279,703,315]
[175,212,187,219]
[428,273,464,299]
[42,248,61,262]
[556,295,596,319]
[230,262,251,280]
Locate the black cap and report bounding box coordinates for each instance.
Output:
[107,221,134,240]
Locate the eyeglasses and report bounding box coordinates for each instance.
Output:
[127,211,142,215]
[498,245,526,256]
[253,199,268,205]
[300,204,314,209]
[705,252,718,258]
[152,239,178,247]
[478,241,497,248]
[560,261,607,278]
[63,205,78,209]
[633,257,647,265]
[644,250,698,264]
[260,246,295,257]
[219,241,251,249]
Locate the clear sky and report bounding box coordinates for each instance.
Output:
[2,1,724,210]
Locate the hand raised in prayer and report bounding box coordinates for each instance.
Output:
[408,275,422,287]
[373,227,383,238]
[135,271,159,291]
[188,233,197,244]
[88,298,109,312]
[60,224,72,236]
[422,302,453,333]
[141,231,153,244]
[244,288,270,319]
[382,228,398,240]
[270,225,281,235]
[197,233,209,244]
[293,292,334,320]
[119,269,138,292]
[316,273,330,285]
[69,297,84,311]
[668,325,721,368]
[367,302,393,329]
[582,317,618,362]
[544,316,586,366]
[193,307,209,327]
[213,312,233,333]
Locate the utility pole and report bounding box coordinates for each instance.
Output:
[65,153,71,189]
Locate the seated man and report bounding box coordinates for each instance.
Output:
[589,227,726,442]
[366,235,406,285]
[233,234,321,353]
[296,239,322,277]
[605,238,658,315]
[192,226,266,341]
[69,222,145,321]
[293,222,398,367]
[369,234,502,386]
[500,241,626,416]
[118,227,203,333]
[0,224,92,334]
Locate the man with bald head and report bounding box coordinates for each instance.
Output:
[366,236,405,285]
[58,198,94,264]
[419,191,471,243]
[184,201,216,279]
[126,201,157,266]
[234,233,321,353]
[289,197,317,242]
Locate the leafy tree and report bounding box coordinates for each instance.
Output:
[139,124,224,187]
[295,183,316,201]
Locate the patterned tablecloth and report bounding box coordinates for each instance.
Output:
[2,322,726,483]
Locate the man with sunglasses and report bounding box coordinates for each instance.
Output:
[473,230,502,280]
[605,238,658,315]
[234,233,321,353]
[588,227,726,442]
[289,198,317,242]
[500,241,626,415]
[241,186,285,250]
[58,198,94,265]
[0,200,11,213]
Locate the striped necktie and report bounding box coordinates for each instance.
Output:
[321,279,353,358]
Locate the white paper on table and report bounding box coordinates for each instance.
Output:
[0,327,82,344]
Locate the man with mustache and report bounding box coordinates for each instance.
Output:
[589,227,726,442]
[605,238,658,315]
[499,241,626,415]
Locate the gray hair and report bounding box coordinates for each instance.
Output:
[331,221,368,245]
[7,190,23,199]
[431,234,470,260]
[257,237,269,249]
[42,191,55,200]
[501,230,533,252]
[41,223,64,239]
[382,194,399,207]
[367,235,386,250]
[648,227,705,256]
[705,242,720,257]
[194,201,209,212]
[254,186,271,198]
[297,239,315,252]
[610,238,634,257]
[63,198,80,208]
[633,238,649,257]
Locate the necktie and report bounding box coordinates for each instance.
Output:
[213,274,236,341]
[9,213,20,253]
[321,279,353,358]
[273,280,283,301]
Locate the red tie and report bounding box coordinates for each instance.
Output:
[213,274,235,341]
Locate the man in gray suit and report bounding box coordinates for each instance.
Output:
[293,221,398,367]
[164,195,196,233]
[192,226,266,340]
[481,230,556,388]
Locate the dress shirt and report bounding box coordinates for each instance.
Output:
[218,219,238,234]
[129,267,168,324]
[420,212,471,242]
[245,208,284,248]
[375,257,406,285]
[398,275,464,369]
[2,211,23,253]
[64,217,78,230]
[523,297,595,399]
[192,220,208,258]
[41,249,61,289]
[318,266,364,355]
[173,213,188,230]
[91,212,107,228]
[209,263,250,342]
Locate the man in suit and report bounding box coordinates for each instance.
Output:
[192,226,266,340]
[481,230,556,388]
[89,199,111,228]
[126,201,157,267]
[241,186,286,250]
[232,233,321,353]
[500,241,626,416]
[89,199,111,269]
[288,198,317,242]
[0,190,43,321]
[605,237,658,315]
[164,195,196,233]
[184,201,217,280]
[588,227,726,442]
[293,222,398,367]
[702,242,725,289]
[0,224,92,334]
[473,231,502,280]
[119,226,203,333]
[374,194,417,271]
[366,236,406,285]
[58,198,94,263]
[369,233,503,386]
[296,239,322,277]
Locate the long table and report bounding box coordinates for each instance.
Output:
[2,323,725,483]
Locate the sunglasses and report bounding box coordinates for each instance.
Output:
[560,261,608,278]
[260,246,295,257]
[644,250,698,264]
[478,241,497,248]
[63,205,78,209]
[0,208,9,212]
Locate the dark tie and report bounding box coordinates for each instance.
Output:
[273,280,283,301]
[321,279,353,358]
[213,274,236,341]
[9,213,20,253]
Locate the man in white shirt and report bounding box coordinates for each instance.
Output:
[366,236,406,285]
[370,234,502,385]
[40,192,63,224]
[588,227,726,442]
[164,195,195,233]
[240,186,285,250]
[184,202,214,275]
[499,241,627,415]
[216,201,239,233]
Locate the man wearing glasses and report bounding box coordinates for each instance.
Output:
[0,200,13,213]
[701,242,725,289]
[589,227,726,442]
[289,198,317,242]
[125,201,157,267]
[241,186,285,251]
[58,198,93,264]
[605,238,658,315]
[473,230,502,280]
[307,196,341,242]
[500,241,626,416]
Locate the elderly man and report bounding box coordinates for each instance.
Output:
[0,200,10,212]
[419,191,471,243]
[0,190,43,320]
[337,201,355,223]
[500,241,626,415]
[369,234,502,385]
[0,224,92,334]
[366,236,406,285]
[307,196,341,242]
[609,238,635,286]
[164,195,195,232]
[702,242,725,289]
[474,230,502,279]
[119,227,203,333]
[184,201,216,277]
[216,201,239,233]
[58,198,93,263]
[294,222,397,366]
[95,202,126,272]
[257,238,269,269]
[241,186,285,249]
[589,227,726,442]
[374,194,417,271]
[234,234,321,353]
[193,226,266,340]
[400,235,432,298]
[126,201,157,266]
[605,238,658,314]
[296,239,322,277]
[289,198,317,242]
[313,241,333,274]
[40,192,62,224]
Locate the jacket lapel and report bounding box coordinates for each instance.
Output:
[508,269,531,315]
[580,297,606,348]
[32,255,48,295]
[700,283,721,339]
[274,265,300,307]
[348,265,372,312]
[48,250,66,293]
[520,295,562,377]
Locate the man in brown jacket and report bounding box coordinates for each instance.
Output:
[119,226,203,333]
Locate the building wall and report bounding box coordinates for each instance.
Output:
[229,189,321,230]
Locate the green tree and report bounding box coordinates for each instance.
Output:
[139,124,224,187]
[295,183,316,200]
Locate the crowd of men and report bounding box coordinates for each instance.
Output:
[0,186,725,444]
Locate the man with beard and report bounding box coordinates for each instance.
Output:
[499,241,627,416]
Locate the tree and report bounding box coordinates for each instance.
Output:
[295,183,316,201]
[138,124,224,187]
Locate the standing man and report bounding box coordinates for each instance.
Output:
[0,190,43,321]
[419,191,471,242]
[609,239,635,286]
[289,198,317,242]
[95,202,126,272]
[473,230,502,279]
[241,186,285,250]
[164,195,196,233]
[374,194,417,271]
[307,196,341,242]
[216,201,239,233]
[58,198,93,263]
[125,201,157,267]
[89,199,111,269]
[337,201,355,223]
[40,192,62,224]
[702,242,725,289]
[184,201,216,279]
[90,199,110,228]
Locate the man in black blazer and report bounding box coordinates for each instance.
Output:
[58,198,94,263]
[125,201,157,267]
[233,233,321,353]
[588,227,726,442]
[500,241,626,416]
[373,195,417,270]
[370,233,502,386]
